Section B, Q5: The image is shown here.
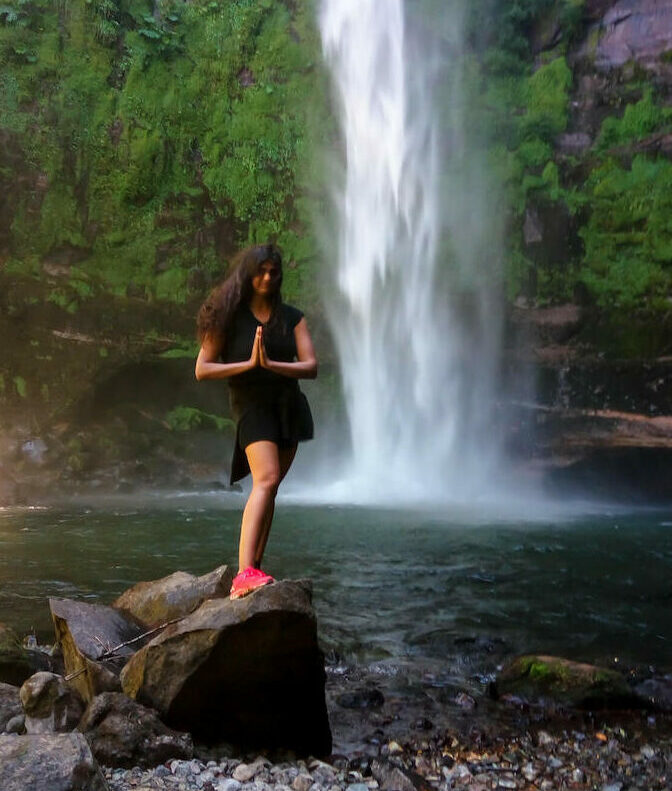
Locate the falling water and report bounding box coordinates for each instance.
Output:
[318,0,505,503]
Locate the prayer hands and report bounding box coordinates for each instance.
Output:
[249,326,262,368]
[250,326,272,370]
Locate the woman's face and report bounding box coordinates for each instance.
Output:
[251,260,280,297]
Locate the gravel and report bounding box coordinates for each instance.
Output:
[103,718,672,791]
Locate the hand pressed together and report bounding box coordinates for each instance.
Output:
[249,326,273,370]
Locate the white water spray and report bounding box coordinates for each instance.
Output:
[317,0,505,503]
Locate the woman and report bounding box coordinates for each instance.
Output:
[195,244,317,600]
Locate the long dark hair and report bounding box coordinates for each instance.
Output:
[197,243,283,342]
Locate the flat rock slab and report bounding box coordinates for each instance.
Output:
[112,565,233,626]
[120,579,331,756]
[78,691,193,768]
[50,598,149,703]
[0,732,108,790]
[494,654,636,709]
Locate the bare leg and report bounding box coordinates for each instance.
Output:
[238,441,281,572]
[254,444,297,568]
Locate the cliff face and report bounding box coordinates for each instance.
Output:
[504,0,672,498]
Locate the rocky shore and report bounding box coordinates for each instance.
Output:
[2,565,671,791]
[100,710,672,791]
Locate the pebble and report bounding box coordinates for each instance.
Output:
[99,718,672,791]
[216,780,242,791]
[292,774,313,791]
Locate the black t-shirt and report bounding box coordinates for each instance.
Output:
[222,303,304,389]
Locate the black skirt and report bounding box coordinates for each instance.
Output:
[228,382,314,484]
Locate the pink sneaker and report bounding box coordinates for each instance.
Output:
[230,567,275,600]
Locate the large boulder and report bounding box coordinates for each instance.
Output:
[112,565,234,626]
[493,655,637,709]
[120,579,332,756]
[0,683,22,732]
[20,672,84,734]
[78,691,193,767]
[0,623,53,686]
[0,732,108,790]
[49,598,149,702]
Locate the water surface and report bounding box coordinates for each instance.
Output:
[2,496,670,679]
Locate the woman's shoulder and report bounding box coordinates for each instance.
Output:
[280,302,304,328]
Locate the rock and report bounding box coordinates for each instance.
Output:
[0,682,22,732]
[633,676,672,711]
[49,598,150,702]
[20,672,85,734]
[0,623,53,686]
[112,565,234,626]
[493,655,636,709]
[5,714,24,733]
[454,692,476,709]
[371,759,432,791]
[556,132,592,154]
[77,691,193,768]
[233,757,271,782]
[594,0,672,69]
[335,686,384,709]
[292,773,313,791]
[120,580,332,756]
[0,732,108,790]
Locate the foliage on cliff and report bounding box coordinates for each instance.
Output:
[467,0,672,318]
[0,0,329,311]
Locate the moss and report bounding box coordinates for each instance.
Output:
[165,405,234,432]
[13,376,27,398]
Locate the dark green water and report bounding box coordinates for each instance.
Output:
[1,495,671,678]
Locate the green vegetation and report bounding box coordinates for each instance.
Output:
[165,405,234,432]
[2,0,671,407]
[580,156,672,307]
[0,0,329,306]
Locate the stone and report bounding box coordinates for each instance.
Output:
[292,774,314,791]
[493,655,636,709]
[0,731,108,790]
[112,565,234,626]
[5,714,24,733]
[214,777,243,791]
[0,623,53,686]
[49,597,150,702]
[120,580,331,756]
[556,132,592,154]
[335,686,384,709]
[234,758,270,782]
[371,759,432,791]
[633,676,672,712]
[0,682,22,732]
[77,691,193,768]
[20,672,85,734]
[215,780,242,791]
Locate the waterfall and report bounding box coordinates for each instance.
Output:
[317,0,505,503]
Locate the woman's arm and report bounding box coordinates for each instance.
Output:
[195,328,261,380]
[259,317,318,379]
